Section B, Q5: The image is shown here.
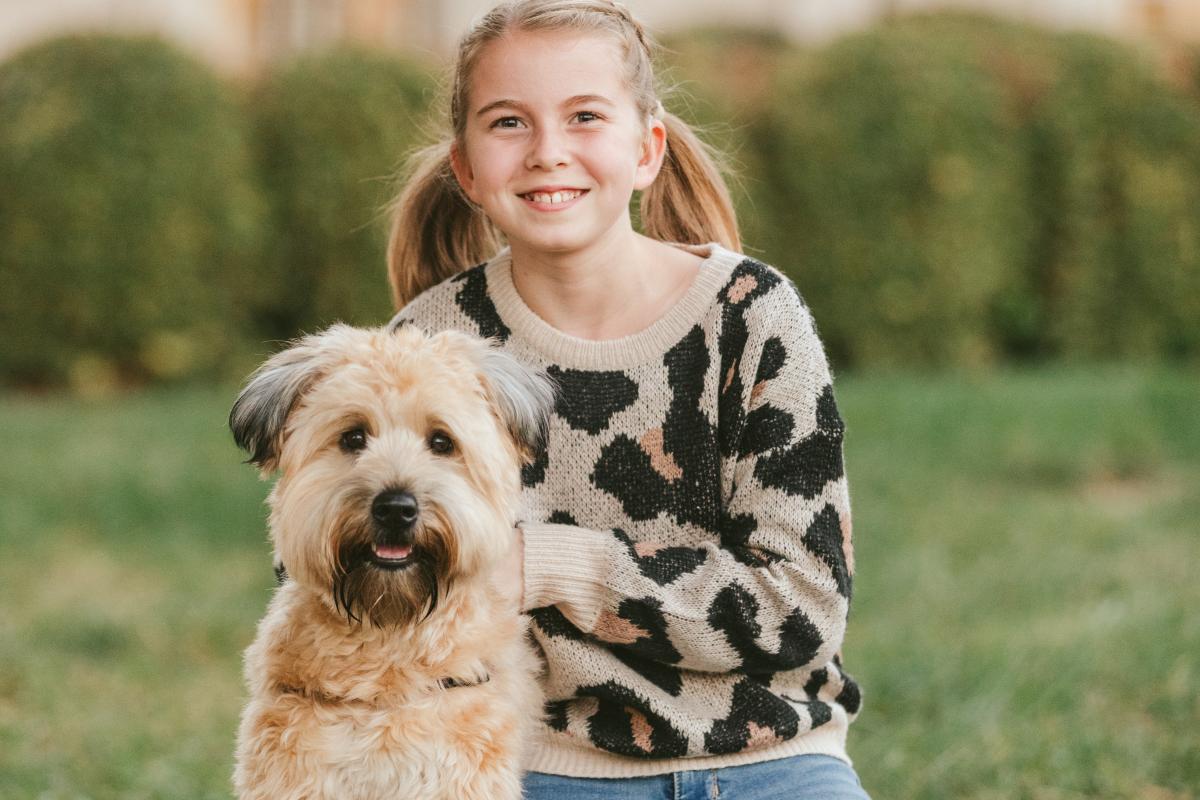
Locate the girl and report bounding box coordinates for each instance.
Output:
[386,2,869,798]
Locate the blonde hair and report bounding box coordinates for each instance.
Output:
[386,0,741,309]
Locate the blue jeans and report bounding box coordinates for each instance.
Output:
[522,754,871,799]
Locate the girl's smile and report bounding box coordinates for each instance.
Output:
[519,187,589,210]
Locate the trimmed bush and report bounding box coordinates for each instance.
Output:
[748,14,1200,367]
[0,34,265,389]
[749,15,1043,368]
[250,47,434,336]
[1032,34,1200,359]
[1172,44,1200,102]
[3,20,1195,389]
[658,28,791,247]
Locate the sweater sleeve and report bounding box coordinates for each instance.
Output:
[519,286,854,677]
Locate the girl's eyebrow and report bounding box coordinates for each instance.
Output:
[475,94,616,117]
[562,94,615,108]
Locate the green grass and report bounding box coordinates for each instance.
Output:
[1,366,1197,799]
[839,364,1200,799]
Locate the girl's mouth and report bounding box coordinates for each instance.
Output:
[519,189,588,209]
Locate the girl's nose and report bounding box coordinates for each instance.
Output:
[525,127,569,170]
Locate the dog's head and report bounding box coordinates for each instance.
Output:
[230,323,555,627]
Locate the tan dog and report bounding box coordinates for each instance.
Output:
[229,323,554,800]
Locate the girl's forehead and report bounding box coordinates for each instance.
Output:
[469,30,630,107]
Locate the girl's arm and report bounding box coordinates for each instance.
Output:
[520,289,854,677]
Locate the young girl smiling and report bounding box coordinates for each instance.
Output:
[387,2,869,797]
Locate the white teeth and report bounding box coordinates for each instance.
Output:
[526,190,582,204]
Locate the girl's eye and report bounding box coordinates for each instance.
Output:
[490,116,524,129]
[429,431,455,456]
[339,428,368,453]
[574,111,601,123]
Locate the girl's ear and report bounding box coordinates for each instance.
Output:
[633,117,668,191]
[449,140,478,202]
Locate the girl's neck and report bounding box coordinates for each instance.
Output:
[508,228,702,341]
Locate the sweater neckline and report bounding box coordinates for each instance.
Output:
[485,242,742,370]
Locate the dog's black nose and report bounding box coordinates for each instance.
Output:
[371,490,418,530]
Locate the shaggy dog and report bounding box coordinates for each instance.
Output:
[228,323,554,800]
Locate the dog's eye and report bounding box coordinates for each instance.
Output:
[429,431,455,455]
[339,428,368,453]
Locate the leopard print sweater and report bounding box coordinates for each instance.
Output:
[389,242,861,778]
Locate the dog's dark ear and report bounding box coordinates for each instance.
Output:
[229,327,344,472]
[387,315,420,334]
[473,342,557,464]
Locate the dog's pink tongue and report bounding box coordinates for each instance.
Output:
[374,544,412,560]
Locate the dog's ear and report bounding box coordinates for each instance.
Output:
[472,341,557,464]
[387,315,420,334]
[229,327,345,473]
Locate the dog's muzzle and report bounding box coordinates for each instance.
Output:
[370,489,418,568]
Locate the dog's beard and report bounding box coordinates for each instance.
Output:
[329,514,457,628]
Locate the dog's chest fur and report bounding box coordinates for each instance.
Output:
[235,582,542,800]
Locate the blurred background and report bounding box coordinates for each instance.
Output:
[0,1,1197,798]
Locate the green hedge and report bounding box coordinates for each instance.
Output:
[0,35,265,389]
[1034,34,1200,359]
[739,14,1200,367]
[657,28,791,247]
[748,15,1043,368]
[2,18,1198,391]
[249,47,434,337]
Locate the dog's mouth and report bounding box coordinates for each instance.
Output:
[371,542,416,569]
[333,531,447,625]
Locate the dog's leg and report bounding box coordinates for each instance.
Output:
[234,695,339,800]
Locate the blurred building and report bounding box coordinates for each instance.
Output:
[0,0,438,73]
[778,0,1200,44]
[1,0,1198,73]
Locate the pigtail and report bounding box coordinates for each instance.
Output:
[640,109,741,253]
[386,141,503,310]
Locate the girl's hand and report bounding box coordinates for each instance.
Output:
[491,525,525,612]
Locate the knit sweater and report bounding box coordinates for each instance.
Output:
[388,242,861,778]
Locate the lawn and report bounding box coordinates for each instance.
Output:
[1,365,1196,799]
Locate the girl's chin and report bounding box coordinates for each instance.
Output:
[503,222,596,252]
[497,211,634,256]
[510,232,593,255]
